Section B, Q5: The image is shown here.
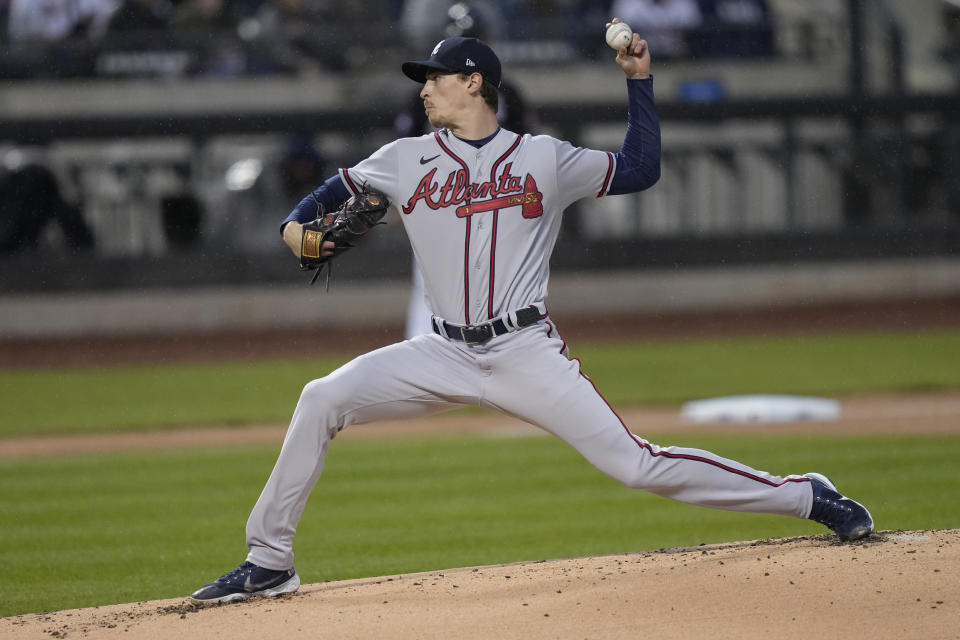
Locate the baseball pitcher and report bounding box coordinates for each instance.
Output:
[190,20,873,603]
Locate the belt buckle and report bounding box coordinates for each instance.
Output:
[460,323,492,345]
[514,305,541,327]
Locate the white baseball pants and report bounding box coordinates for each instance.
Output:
[246,322,813,570]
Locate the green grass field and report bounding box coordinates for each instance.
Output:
[2,330,959,437]
[1,329,959,617]
[2,433,959,618]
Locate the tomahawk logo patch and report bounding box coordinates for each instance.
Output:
[456,175,543,218]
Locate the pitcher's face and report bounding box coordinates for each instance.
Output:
[420,71,474,130]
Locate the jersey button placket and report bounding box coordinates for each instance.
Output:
[468,152,486,320]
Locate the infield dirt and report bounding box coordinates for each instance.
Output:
[2,529,957,640]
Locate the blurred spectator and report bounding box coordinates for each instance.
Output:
[943,2,960,215]
[487,1,615,60]
[104,0,172,33]
[278,135,328,205]
[7,0,118,43]
[96,0,181,76]
[226,0,267,18]
[171,0,249,75]
[4,1,117,77]
[689,0,775,58]
[239,0,347,73]
[0,155,95,253]
[382,0,405,21]
[609,0,701,59]
[400,0,503,52]
[172,0,239,27]
[0,0,9,40]
[942,0,960,83]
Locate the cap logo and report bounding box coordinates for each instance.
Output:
[432,40,444,55]
[465,58,476,67]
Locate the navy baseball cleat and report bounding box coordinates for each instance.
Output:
[804,472,875,541]
[189,561,300,603]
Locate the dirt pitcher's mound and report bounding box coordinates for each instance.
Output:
[3,530,957,640]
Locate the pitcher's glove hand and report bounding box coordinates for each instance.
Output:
[300,188,389,287]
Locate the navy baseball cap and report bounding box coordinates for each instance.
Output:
[402,36,502,88]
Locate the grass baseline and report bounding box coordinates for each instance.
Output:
[1,329,959,438]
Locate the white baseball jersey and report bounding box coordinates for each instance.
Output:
[340,130,613,325]
[243,125,816,572]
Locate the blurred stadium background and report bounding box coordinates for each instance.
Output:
[1,0,959,341]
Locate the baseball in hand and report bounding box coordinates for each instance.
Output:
[605,22,633,50]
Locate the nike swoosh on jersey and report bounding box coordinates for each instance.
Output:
[420,154,441,165]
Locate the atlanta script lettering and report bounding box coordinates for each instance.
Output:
[402,163,542,217]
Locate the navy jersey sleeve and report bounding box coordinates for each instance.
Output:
[608,78,661,195]
[280,174,352,233]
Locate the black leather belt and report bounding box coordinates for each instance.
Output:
[432,305,544,346]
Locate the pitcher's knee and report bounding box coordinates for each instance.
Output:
[300,375,355,403]
[296,378,350,434]
[299,378,329,406]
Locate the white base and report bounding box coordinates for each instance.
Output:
[680,394,841,424]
